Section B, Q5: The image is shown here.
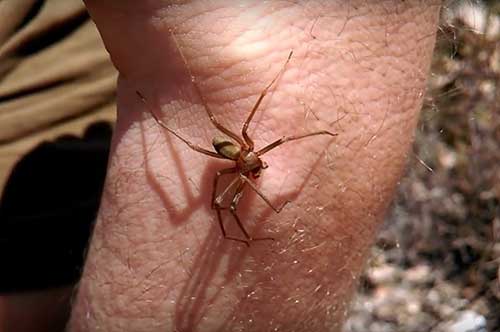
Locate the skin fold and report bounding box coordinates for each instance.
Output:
[69,1,441,331]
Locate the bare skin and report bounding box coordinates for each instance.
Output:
[136,48,337,246]
[69,1,441,331]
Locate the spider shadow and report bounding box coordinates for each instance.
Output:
[131,81,339,331]
[213,139,336,331]
[173,162,279,331]
[137,109,337,330]
[141,119,207,225]
[173,138,335,331]
[138,113,268,330]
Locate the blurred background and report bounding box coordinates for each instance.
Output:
[345,1,499,332]
[0,1,497,332]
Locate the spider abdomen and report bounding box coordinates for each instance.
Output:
[212,136,241,160]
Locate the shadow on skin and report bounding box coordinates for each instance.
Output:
[139,126,336,330]
[0,121,112,292]
[122,32,340,329]
[0,121,112,331]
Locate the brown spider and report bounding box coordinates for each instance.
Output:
[137,35,337,246]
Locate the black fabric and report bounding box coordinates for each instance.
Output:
[0,0,116,292]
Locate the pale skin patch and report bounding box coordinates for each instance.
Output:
[136,35,337,246]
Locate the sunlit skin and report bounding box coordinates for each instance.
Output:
[137,43,336,246]
[68,2,441,331]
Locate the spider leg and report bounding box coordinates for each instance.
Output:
[239,174,290,213]
[256,130,337,156]
[137,91,226,159]
[168,31,245,147]
[212,168,239,209]
[213,178,251,246]
[241,51,293,150]
[228,181,251,241]
[214,176,274,246]
[215,208,251,246]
